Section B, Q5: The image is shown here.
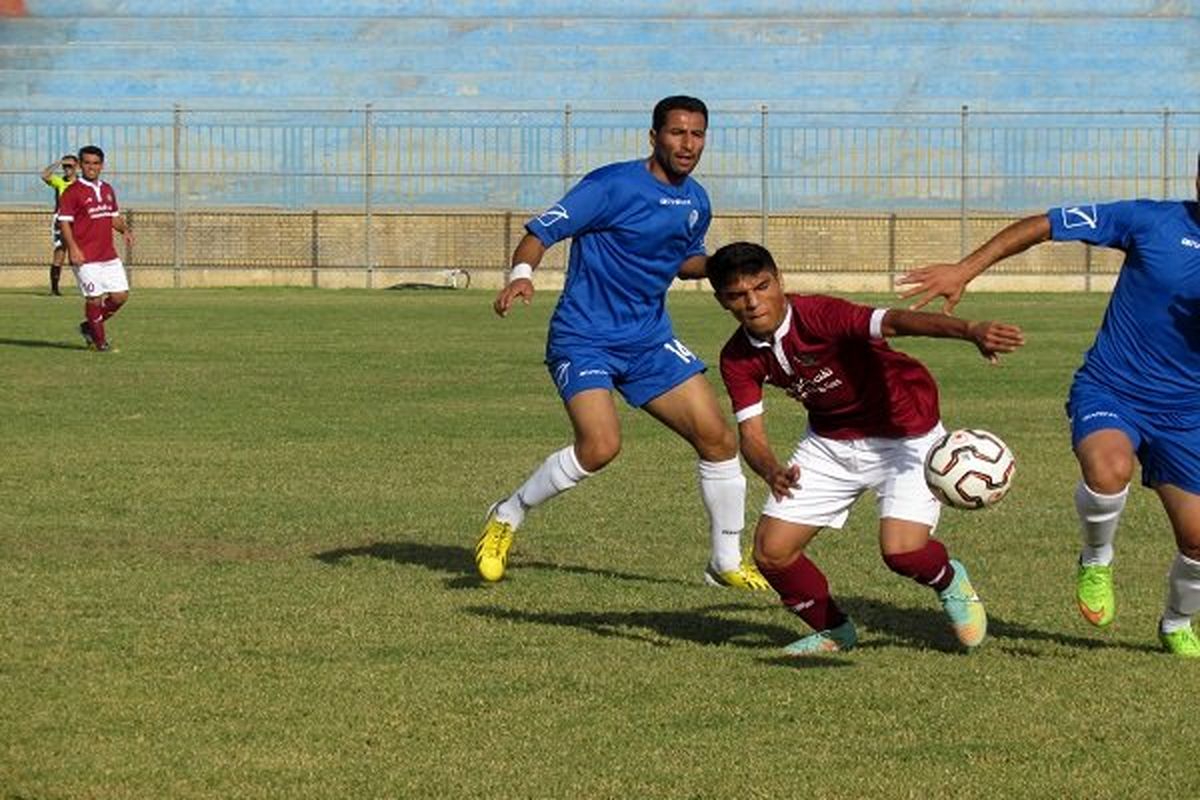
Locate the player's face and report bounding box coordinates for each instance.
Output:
[79,153,103,182]
[715,268,788,340]
[62,160,77,176]
[649,109,707,183]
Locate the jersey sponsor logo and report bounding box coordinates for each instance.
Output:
[1181,237,1200,250]
[785,367,844,402]
[536,204,569,227]
[578,369,609,377]
[1061,204,1098,229]
[1079,410,1120,423]
[658,197,693,206]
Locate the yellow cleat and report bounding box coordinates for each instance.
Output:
[703,559,770,591]
[475,503,515,582]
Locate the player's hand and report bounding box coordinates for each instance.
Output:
[968,320,1025,364]
[122,230,135,247]
[896,263,971,314]
[67,246,85,266]
[493,278,534,317]
[767,464,801,501]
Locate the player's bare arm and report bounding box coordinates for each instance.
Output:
[737,415,800,501]
[58,220,84,266]
[881,309,1025,363]
[494,233,546,317]
[40,160,60,185]
[113,214,135,246]
[676,254,708,280]
[897,214,1051,313]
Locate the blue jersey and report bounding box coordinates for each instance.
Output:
[1049,200,1200,414]
[526,159,711,348]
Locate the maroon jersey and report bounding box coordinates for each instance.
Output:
[57,178,120,263]
[719,293,940,439]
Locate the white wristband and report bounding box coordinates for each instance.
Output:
[509,262,534,282]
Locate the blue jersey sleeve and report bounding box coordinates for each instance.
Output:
[525,172,614,247]
[684,200,711,259]
[1048,201,1144,250]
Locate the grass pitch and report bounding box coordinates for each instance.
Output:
[0,287,1194,799]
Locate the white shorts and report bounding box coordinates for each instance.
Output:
[73,258,129,298]
[762,423,945,530]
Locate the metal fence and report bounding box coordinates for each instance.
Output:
[2,105,1198,280]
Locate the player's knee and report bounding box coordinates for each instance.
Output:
[1080,458,1134,495]
[575,436,620,472]
[694,424,737,462]
[753,536,801,573]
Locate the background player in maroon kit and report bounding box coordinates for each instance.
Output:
[57,145,134,352]
[706,241,1025,654]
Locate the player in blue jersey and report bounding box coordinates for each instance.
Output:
[475,96,767,591]
[899,158,1200,657]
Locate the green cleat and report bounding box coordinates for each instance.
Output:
[1159,624,1200,658]
[782,619,858,656]
[939,559,987,649]
[1076,562,1115,627]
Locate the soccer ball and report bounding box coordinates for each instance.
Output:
[924,429,1015,510]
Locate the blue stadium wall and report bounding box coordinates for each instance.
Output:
[3,0,1198,110]
[2,1,1198,211]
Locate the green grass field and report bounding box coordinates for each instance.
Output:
[1,287,1194,799]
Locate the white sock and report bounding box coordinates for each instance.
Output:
[1162,553,1200,633]
[495,446,592,529]
[1074,480,1128,566]
[699,457,746,573]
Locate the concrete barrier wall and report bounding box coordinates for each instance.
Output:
[0,208,1122,292]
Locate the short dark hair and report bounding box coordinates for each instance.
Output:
[706,241,778,292]
[652,96,708,131]
[78,144,105,162]
[61,154,77,164]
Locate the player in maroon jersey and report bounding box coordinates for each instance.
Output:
[57,145,134,352]
[706,241,1025,654]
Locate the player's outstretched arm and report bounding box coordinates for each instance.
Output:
[676,254,708,280]
[494,233,547,318]
[897,214,1051,314]
[881,309,1025,364]
[737,415,800,501]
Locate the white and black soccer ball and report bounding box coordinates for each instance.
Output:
[924,428,1015,510]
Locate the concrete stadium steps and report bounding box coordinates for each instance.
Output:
[15,0,1194,18]
[3,2,1198,111]
[1,68,1161,109]
[2,32,1194,73]
[3,16,1193,49]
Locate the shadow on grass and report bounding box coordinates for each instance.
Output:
[0,337,84,350]
[311,539,689,589]
[466,602,799,650]
[838,595,1158,656]
[313,541,1158,658]
[463,590,1157,663]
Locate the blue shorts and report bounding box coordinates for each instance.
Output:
[546,336,707,408]
[1067,376,1200,493]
